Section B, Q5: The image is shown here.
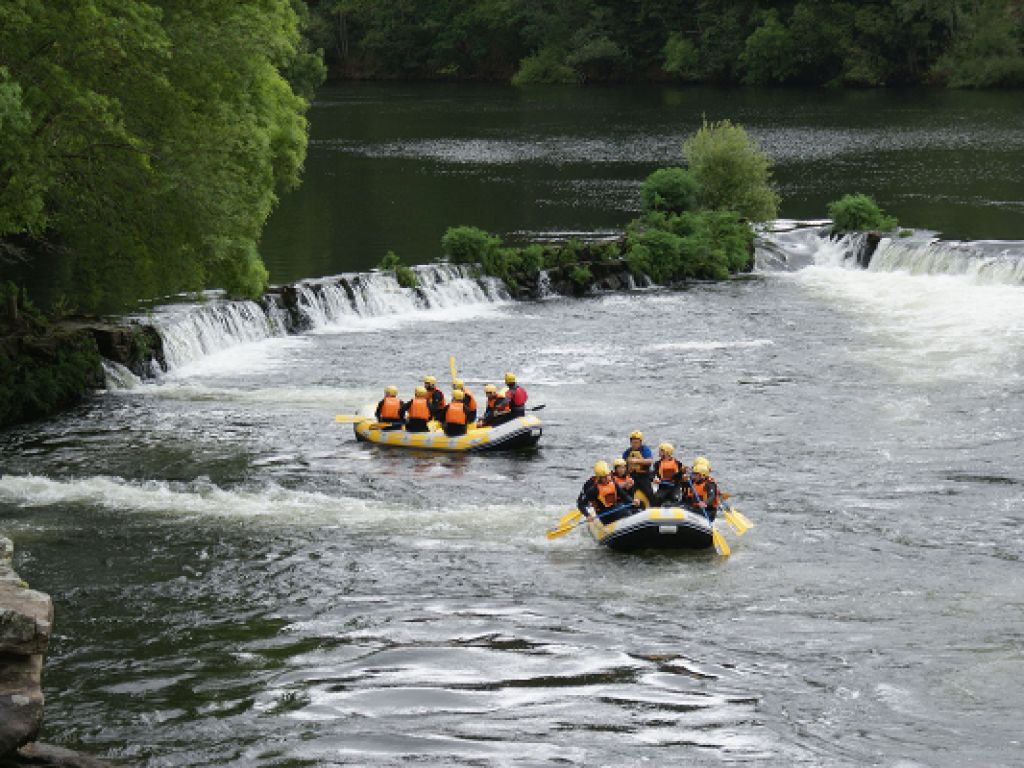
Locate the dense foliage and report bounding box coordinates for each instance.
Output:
[305,1,1024,87]
[378,251,418,288]
[828,194,899,233]
[0,1,324,312]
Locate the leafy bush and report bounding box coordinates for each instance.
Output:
[379,250,418,288]
[827,194,898,233]
[683,118,779,222]
[511,48,580,86]
[640,167,699,214]
[662,33,700,80]
[441,226,501,264]
[569,264,593,286]
[626,211,753,282]
[520,244,545,274]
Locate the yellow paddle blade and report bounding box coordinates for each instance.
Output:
[559,509,582,526]
[335,414,372,423]
[712,527,731,557]
[722,509,751,536]
[449,355,458,387]
[730,508,754,530]
[546,522,579,540]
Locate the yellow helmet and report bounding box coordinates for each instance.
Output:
[659,442,674,456]
[453,378,464,389]
[385,385,398,396]
[424,375,437,386]
[484,384,497,394]
[415,385,427,396]
[629,430,643,440]
[452,389,465,401]
[593,460,610,477]
[612,458,627,468]
[692,456,710,475]
[504,372,516,384]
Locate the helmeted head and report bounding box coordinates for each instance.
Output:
[484,384,497,395]
[613,457,628,474]
[415,385,427,397]
[385,385,398,396]
[659,442,674,457]
[504,372,516,385]
[692,456,710,476]
[453,378,464,389]
[593,460,610,478]
[452,389,465,401]
[424,375,437,387]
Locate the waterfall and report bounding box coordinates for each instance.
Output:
[141,264,510,372]
[756,223,1024,286]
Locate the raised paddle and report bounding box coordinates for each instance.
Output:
[449,355,458,388]
[685,475,730,557]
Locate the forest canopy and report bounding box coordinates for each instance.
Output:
[0,1,324,312]
[305,0,1024,88]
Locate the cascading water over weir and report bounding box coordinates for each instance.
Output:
[121,264,508,379]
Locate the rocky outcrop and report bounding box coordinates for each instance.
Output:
[0,537,52,757]
[0,539,110,768]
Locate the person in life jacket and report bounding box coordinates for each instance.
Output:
[576,460,640,524]
[375,385,406,429]
[652,442,686,507]
[440,389,469,436]
[404,386,432,433]
[491,371,527,425]
[478,384,503,426]
[611,458,636,501]
[684,456,721,522]
[452,379,477,424]
[622,430,655,505]
[423,375,446,420]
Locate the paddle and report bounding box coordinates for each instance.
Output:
[449,355,458,389]
[335,414,374,424]
[685,475,730,557]
[721,502,753,535]
[546,503,633,540]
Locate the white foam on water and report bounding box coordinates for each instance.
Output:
[791,265,1024,383]
[0,474,562,539]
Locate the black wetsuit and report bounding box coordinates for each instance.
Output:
[576,477,638,523]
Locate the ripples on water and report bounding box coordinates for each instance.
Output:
[3,234,1024,765]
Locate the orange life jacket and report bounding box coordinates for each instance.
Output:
[613,473,634,490]
[658,457,681,482]
[407,396,430,421]
[463,390,477,411]
[379,396,401,420]
[596,477,618,508]
[445,401,466,425]
[689,474,719,508]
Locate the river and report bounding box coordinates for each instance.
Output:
[1,84,1023,767]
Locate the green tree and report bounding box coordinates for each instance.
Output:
[0,0,320,311]
[682,118,779,222]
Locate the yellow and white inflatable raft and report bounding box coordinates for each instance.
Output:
[353,415,543,452]
[586,506,714,551]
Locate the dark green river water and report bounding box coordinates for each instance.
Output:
[2,84,1023,767]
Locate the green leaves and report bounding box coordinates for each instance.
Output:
[828,194,898,233]
[0,0,321,310]
[683,118,779,223]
